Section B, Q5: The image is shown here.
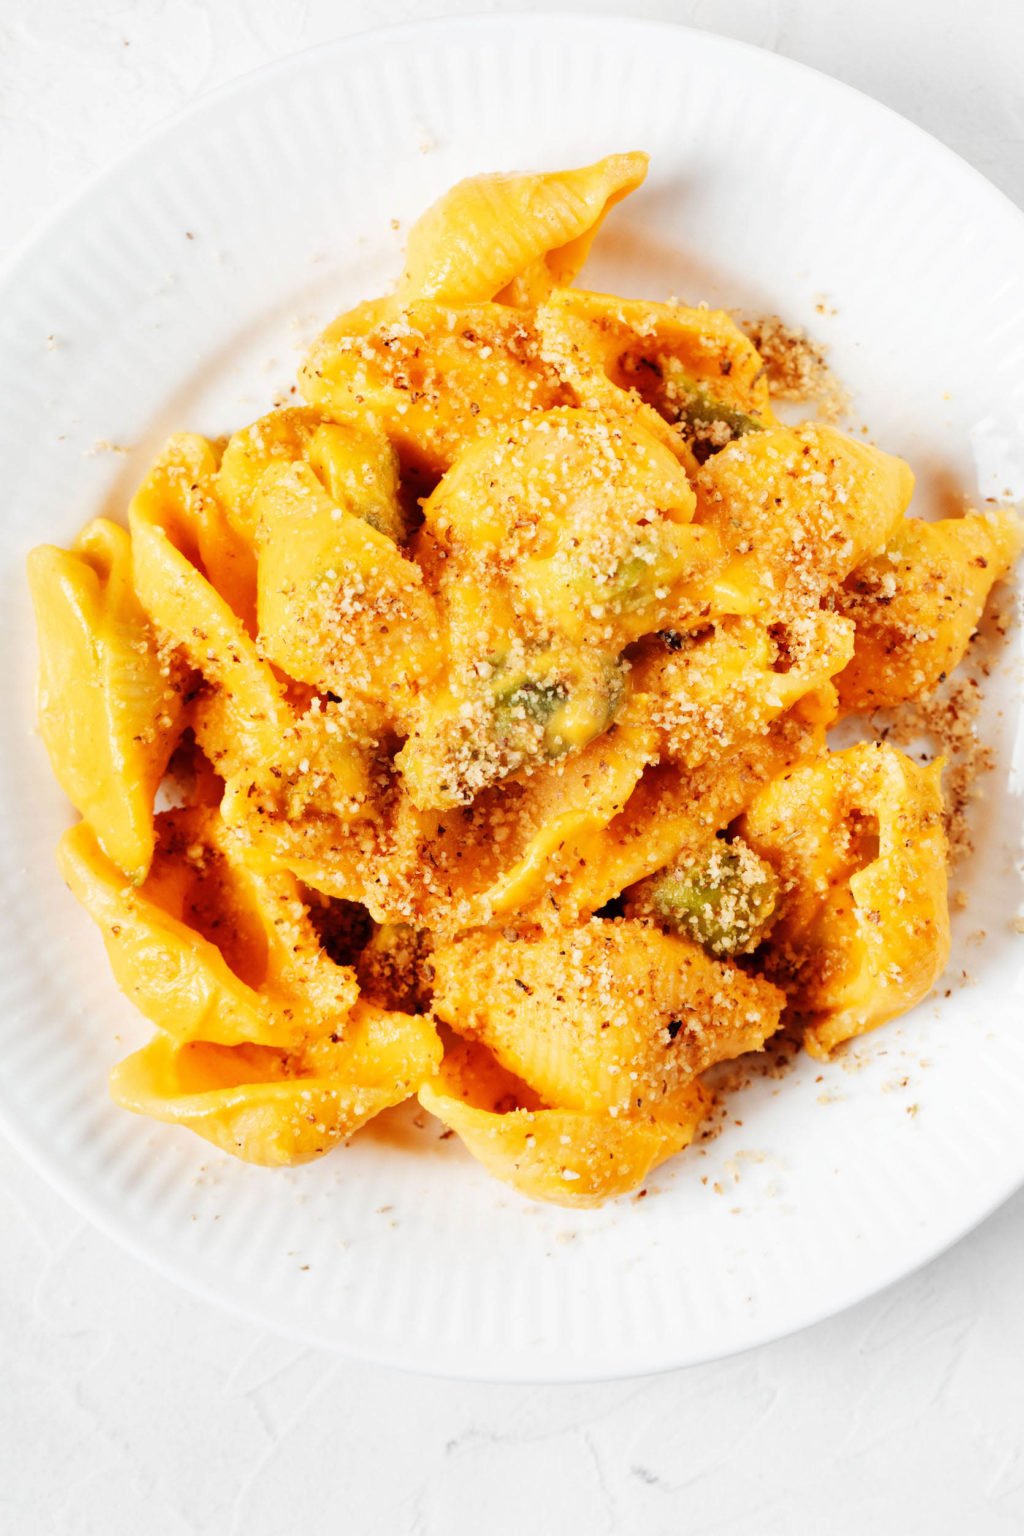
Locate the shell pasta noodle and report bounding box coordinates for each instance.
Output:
[30,154,1023,1208]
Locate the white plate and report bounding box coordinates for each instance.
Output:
[1,14,1023,1382]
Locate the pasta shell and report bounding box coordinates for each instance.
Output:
[28,519,187,883]
[432,918,784,1114]
[693,424,915,616]
[255,461,441,727]
[836,507,1024,710]
[130,454,289,771]
[300,301,570,482]
[631,611,855,768]
[398,152,649,307]
[419,1034,709,1208]
[59,812,359,1048]
[112,1003,441,1166]
[741,742,950,1055]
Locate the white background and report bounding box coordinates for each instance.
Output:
[2,2,1024,1531]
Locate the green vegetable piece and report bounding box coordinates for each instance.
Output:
[635,354,763,461]
[609,552,660,611]
[636,838,778,956]
[491,655,625,761]
[673,379,763,460]
[494,677,568,731]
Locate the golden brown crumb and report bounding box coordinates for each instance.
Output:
[744,314,848,422]
[874,674,991,865]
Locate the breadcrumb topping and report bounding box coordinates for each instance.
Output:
[873,674,992,866]
[744,314,849,422]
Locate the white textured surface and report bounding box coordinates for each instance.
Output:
[2,0,1024,1527]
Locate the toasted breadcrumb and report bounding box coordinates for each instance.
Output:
[744,314,848,422]
[873,674,991,865]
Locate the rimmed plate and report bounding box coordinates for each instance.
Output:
[1,14,1022,1381]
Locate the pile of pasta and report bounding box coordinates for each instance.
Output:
[30,154,1023,1206]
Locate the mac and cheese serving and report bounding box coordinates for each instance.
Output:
[30,155,1023,1205]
